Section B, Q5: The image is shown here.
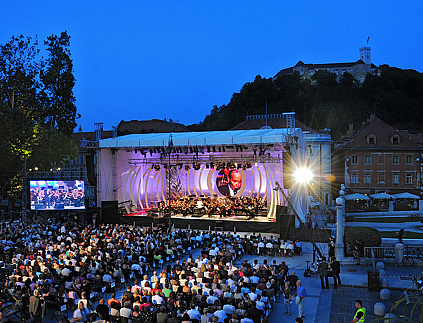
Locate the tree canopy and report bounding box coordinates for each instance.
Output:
[190,66,423,139]
[0,32,78,197]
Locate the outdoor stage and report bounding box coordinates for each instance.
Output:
[98,126,310,227]
[118,210,294,235]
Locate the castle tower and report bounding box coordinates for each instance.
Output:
[359,46,371,64]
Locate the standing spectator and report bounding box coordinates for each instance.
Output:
[294,280,306,319]
[318,257,329,289]
[331,257,341,289]
[29,289,43,323]
[328,238,335,263]
[283,281,292,316]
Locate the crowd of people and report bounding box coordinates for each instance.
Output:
[0,220,305,323]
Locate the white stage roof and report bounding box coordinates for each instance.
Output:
[99,128,302,148]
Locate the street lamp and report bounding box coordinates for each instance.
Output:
[335,184,346,260]
[167,134,173,231]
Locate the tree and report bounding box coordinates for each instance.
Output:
[0,35,40,195]
[0,32,79,198]
[40,31,78,135]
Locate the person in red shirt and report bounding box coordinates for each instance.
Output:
[108,293,121,309]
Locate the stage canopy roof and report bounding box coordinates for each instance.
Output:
[99,128,302,148]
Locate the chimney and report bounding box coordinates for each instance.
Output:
[347,123,354,136]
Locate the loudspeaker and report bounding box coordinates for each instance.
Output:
[282,151,292,189]
[276,205,294,239]
[86,153,96,186]
[101,201,118,224]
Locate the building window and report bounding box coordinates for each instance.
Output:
[393,155,399,165]
[406,155,413,165]
[378,155,385,164]
[367,135,376,145]
[391,135,400,144]
[378,173,385,184]
[406,173,413,184]
[364,174,371,183]
[393,174,399,184]
[351,174,358,183]
[365,155,371,165]
[79,156,85,165]
[351,156,358,165]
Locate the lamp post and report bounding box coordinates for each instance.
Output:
[167,134,173,231]
[335,184,345,260]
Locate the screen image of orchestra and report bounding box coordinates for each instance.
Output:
[30,180,85,210]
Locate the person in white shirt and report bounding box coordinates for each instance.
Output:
[152,290,165,305]
[257,241,265,255]
[120,302,132,319]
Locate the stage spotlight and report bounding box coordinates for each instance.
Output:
[190,147,193,154]
[246,162,252,169]
[210,162,214,169]
[212,146,216,152]
[185,165,191,170]
[178,163,183,169]
[206,164,209,169]
[222,146,226,152]
[154,164,161,171]
[193,163,201,170]
[293,167,314,184]
[207,147,211,153]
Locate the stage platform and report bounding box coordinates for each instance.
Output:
[119,213,279,234]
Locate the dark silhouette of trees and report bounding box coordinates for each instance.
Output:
[190,66,423,139]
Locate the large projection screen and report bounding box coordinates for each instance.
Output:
[30,180,85,210]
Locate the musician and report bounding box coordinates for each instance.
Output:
[217,169,242,197]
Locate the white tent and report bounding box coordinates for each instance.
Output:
[345,193,370,201]
[369,193,395,199]
[393,192,420,199]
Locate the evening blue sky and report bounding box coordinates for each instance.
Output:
[1,1,422,132]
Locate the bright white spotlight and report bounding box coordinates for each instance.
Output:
[293,167,314,183]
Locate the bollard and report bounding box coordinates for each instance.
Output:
[395,243,404,265]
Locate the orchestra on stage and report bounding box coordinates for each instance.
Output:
[157,195,265,219]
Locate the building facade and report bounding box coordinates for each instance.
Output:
[274,47,378,83]
[333,116,422,196]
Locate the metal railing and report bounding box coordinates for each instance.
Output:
[364,246,396,266]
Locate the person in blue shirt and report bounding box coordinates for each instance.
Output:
[295,280,307,318]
